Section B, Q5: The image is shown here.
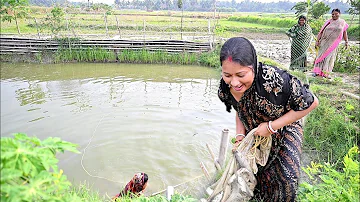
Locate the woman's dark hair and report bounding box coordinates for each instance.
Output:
[134,173,148,193]
[219,37,257,112]
[332,8,341,13]
[298,15,307,23]
[220,37,257,68]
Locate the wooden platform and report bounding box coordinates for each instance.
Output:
[0,36,213,54]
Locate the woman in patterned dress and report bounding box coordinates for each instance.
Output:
[286,15,313,71]
[113,173,148,200]
[218,37,319,201]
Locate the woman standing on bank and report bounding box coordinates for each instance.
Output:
[313,8,349,78]
[218,37,319,201]
[286,15,313,71]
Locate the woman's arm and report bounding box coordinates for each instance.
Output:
[255,95,319,137]
[234,112,246,144]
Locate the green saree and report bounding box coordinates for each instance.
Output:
[286,23,313,71]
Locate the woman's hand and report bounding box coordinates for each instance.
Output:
[232,134,245,152]
[345,41,349,49]
[254,122,273,137]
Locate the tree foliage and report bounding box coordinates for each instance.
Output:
[0,0,30,34]
[177,0,183,9]
[291,0,330,19]
[347,0,360,15]
[43,6,64,35]
[311,2,330,19]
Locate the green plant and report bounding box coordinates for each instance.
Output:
[334,44,360,73]
[0,0,30,34]
[115,193,197,202]
[304,84,359,165]
[298,146,359,202]
[310,2,330,19]
[291,0,330,19]
[35,52,42,63]
[43,6,65,35]
[0,133,81,201]
[347,25,360,40]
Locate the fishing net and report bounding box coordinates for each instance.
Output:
[205,128,272,202]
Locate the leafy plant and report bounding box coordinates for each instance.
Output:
[43,6,65,36]
[347,0,360,16]
[298,146,359,202]
[0,133,81,202]
[310,2,330,19]
[291,0,330,19]
[347,25,360,40]
[114,192,197,202]
[334,44,360,73]
[0,0,30,34]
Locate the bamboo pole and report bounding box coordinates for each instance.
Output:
[206,143,221,171]
[218,128,229,168]
[115,15,121,38]
[342,91,360,100]
[33,18,40,39]
[200,162,211,181]
[104,13,108,36]
[166,186,174,201]
[143,19,146,41]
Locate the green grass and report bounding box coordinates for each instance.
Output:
[71,182,198,202]
[2,7,358,37]
[298,146,359,202]
[302,77,359,166]
[219,19,284,29]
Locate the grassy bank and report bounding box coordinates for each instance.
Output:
[0,45,281,70]
[303,77,358,165]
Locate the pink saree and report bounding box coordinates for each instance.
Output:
[313,18,348,77]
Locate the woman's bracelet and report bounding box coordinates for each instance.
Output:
[236,134,246,138]
[268,121,277,134]
[266,125,273,134]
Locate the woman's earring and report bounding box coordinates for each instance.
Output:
[228,83,231,88]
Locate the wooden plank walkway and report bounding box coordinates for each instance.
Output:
[0,37,212,54]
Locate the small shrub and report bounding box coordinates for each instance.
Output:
[334,44,360,73]
[347,25,360,40]
[298,146,359,202]
[0,133,81,202]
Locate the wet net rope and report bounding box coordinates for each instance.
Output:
[206,128,272,202]
[80,111,125,184]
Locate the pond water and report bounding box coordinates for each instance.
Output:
[0,63,236,197]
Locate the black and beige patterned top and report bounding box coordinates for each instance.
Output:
[218,63,314,133]
[218,62,316,201]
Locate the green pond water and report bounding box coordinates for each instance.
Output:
[0,62,236,196]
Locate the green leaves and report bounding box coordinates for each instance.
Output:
[298,146,360,202]
[291,0,330,20]
[0,133,80,202]
[334,44,360,73]
[0,0,29,34]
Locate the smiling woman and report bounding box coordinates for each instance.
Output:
[218,37,319,201]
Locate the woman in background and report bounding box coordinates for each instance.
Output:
[313,8,349,78]
[286,15,313,71]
